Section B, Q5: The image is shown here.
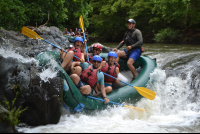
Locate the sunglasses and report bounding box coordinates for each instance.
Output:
[93,60,101,63]
[93,48,100,51]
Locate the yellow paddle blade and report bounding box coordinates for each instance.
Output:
[79,15,85,32]
[124,105,147,112]
[133,86,156,100]
[22,26,43,40]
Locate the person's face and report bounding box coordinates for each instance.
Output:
[78,31,81,34]
[127,22,135,30]
[108,56,116,65]
[70,29,72,32]
[93,47,101,55]
[92,60,101,69]
[76,28,77,31]
[74,41,82,48]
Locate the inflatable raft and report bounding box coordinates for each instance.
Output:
[36,51,156,114]
[64,35,75,43]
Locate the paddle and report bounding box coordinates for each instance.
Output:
[103,73,156,100]
[22,26,156,100]
[86,96,147,111]
[79,15,89,62]
[21,26,80,60]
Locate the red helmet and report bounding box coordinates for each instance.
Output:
[93,44,102,52]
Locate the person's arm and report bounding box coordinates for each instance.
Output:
[115,67,121,84]
[98,72,109,103]
[80,53,85,63]
[131,30,143,49]
[113,32,127,51]
[60,48,68,60]
[71,61,80,70]
[100,84,109,103]
[97,60,106,70]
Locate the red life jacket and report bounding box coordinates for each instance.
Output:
[67,47,81,61]
[114,62,120,68]
[80,65,98,88]
[100,63,117,83]
[88,54,93,63]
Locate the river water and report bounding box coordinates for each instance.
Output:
[16,43,200,133]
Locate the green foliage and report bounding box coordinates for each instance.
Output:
[0,0,27,31]
[154,28,180,43]
[63,0,93,31]
[0,0,92,31]
[0,83,28,126]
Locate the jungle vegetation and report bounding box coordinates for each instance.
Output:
[0,0,199,43]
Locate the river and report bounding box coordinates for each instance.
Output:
[16,43,200,133]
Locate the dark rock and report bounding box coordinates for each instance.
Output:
[0,53,63,127]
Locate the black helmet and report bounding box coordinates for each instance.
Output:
[127,19,136,24]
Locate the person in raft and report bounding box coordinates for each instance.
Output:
[83,43,102,63]
[113,18,143,80]
[60,37,85,75]
[97,51,121,95]
[70,55,110,103]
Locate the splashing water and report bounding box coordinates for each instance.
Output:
[10,43,200,132]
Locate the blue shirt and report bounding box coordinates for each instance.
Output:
[80,62,104,85]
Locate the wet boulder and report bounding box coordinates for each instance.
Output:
[0,54,63,126]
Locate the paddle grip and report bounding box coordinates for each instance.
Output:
[43,39,80,60]
[83,32,89,62]
[86,96,124,107]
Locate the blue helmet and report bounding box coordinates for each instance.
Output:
[78,29,81,31]
[108,51,117,58]
[92,55,102,62]
[74,37,83,43]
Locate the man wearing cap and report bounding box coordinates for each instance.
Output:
[70,55,110,103]
[113,18,143,80]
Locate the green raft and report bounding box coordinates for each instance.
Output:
[36,51,156,114]
[64,35,75,43]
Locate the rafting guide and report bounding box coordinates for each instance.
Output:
[113,18,143,80]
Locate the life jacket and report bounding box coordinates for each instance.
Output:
[67,47,81,61]
[88,54,93,63]
[100,63,117,83]
[80,65,98,88]
[114,62,120,68]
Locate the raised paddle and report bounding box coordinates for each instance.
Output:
[21,26,81,60]
[79,15,89,62]
[86,96,147,111]
[22,26,156,100]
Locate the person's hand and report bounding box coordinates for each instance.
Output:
[113,48,118,52]
[60,48,64,58]
[115,78,121,84]
[103,97,109,104]
[80,59,84,63]
[126,46,132,50]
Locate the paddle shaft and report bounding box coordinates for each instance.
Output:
[43,39,81,60]
[86,96,124,107]
[82,32,89,62]
[102,72,133,87]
